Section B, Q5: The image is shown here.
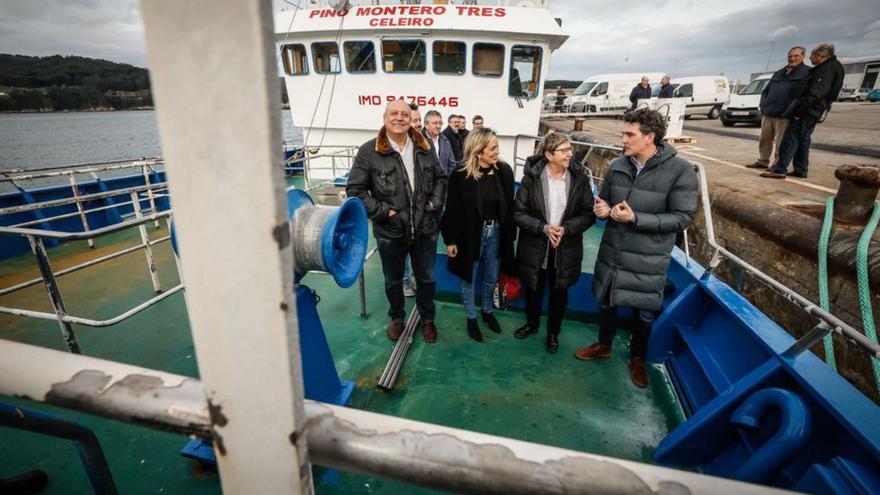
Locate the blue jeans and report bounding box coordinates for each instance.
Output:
[460,224,500,319]
[376,232,438,321]
[598,295,656,358]
[772,115,818,175]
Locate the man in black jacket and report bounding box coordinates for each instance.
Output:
[442,115,464,164]
[629,76,652,110]
[346,100,448,343]
[657,75,674,99]
[574,109,697,388]
[762,43,844,179]
[747,47,809,170]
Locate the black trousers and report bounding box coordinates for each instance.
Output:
[524,249,569,336]
[597,291,656,358]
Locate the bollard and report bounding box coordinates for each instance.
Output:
[573,118,584,132]
[833,164,880,224]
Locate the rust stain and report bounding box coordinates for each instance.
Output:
[207,399,228,427]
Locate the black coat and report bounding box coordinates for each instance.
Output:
[658,84,674,98]
[785,55,844,120]
[592,143,697,310]
[759,63,810,117]
[629,84,652,108]
[346,126,447,241]
[442,126,464,163]
[513,155,596,291]
[441,161,516,283]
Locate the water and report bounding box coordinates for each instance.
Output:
[0,110,304,171]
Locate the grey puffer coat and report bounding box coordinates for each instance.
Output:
[592,143,698,310]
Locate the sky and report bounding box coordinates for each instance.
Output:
[1,0,878,83]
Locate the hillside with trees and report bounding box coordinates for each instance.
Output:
[0,54,152,112]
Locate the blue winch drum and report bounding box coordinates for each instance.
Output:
[287,187,368,288]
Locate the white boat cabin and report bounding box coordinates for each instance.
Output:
[275,0,568,178]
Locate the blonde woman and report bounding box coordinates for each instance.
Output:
[441,127,516,342]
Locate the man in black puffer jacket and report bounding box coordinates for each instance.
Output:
[347,100,448,343]
[574,109,697,388]
[762,43,844,179]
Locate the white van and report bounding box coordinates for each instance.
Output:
[564,72,665,115]
[667,75,730,119]
[720,74,772,126]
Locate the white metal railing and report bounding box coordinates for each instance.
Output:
[1,158,166,242]
[511,132,622,179]
[0,205,174,353]
[285,144,358,189]
[0,338,785,495]
[691,162,880,360]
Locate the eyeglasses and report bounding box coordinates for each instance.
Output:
[553,147,573,154]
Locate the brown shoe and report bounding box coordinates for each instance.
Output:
[422,320,437,343]
[387,320,404,341]
[574,343,611,361]
[629,357,648,388]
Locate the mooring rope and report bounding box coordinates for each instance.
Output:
[817,196,836,370]
[856,201,880,395]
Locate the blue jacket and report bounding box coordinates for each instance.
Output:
[423,129,456,175]
[759,63,810,117]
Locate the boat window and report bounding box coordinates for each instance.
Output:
[472,43,504,77]
[433,41,466,75]
[509,45,542,99]
[675,83,693,98]
[281,44,308,76]
[593,82,608,96]
[381,40,426,73]
[344,41,376,73]
[312,42,341,74]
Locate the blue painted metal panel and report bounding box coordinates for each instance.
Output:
[0,171,170,260]
[651,263,880,493]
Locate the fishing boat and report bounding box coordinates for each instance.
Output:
[1,1,879,494]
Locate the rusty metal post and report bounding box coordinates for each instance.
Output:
[67,173,95,248]
[573,118,584,132]
[130,191,162,293]
[833,165,880,224]
[28,235,81,354]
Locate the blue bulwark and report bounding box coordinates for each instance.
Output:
[650,261,880,493]
[0,171,171,260]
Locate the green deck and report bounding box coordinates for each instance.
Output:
[0,180,684,494]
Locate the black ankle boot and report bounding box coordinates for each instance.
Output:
[481,311,501,333]
[467,318,483,342]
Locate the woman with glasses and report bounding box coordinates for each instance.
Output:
[441,127,517,342]
[512,132,595,353]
